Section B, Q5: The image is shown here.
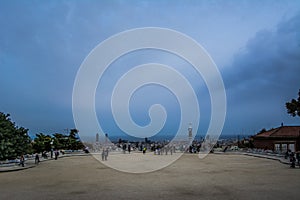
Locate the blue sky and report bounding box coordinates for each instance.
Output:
[1,0,300,139]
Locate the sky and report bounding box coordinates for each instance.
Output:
[0,0,300,140]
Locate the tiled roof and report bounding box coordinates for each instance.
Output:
[255,126,300,138]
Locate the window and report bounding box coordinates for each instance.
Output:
[282,144,288,152]
[289,143,295,152]
[274,144,281,152]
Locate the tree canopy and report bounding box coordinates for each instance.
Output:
[0,112,85,160]
[32,133,52,153]
[32,129,84,153]
[0,112,32,160]
[286,89,300,117]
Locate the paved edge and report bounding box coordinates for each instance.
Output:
[0,153,90,173]
[214,152,291,165]
[0,152,295,173]
[241,152,290,165]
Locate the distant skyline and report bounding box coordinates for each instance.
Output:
[1,1,300,139]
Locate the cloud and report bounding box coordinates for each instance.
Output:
[1,1,299,136]
[222,12,300,133]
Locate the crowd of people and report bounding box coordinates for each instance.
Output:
[95,140,206,161]
[14,141,300,169]
[18,149,61,167]
[285,150,300,168]
[95,140,300,170]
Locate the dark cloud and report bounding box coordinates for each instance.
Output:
[1,1,299,136]
[222,13,300,134]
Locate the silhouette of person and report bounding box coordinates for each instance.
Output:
[19,154,25,167]
[35,153,40,164]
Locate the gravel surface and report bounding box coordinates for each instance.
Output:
[0,154,299,200]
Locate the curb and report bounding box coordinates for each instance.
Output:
[0,153,90,173]
[241,153,290,165]
[214,151,291,165]
[0,164,36,173]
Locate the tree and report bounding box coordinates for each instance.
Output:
[52,129,84,150]
[0,112,32,160]
[286,89,300,117]
[67,129,84,150]
[52,133,68,150]
[32,133,52,153]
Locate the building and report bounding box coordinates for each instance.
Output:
[252,125,300,152]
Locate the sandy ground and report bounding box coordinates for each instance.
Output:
[0,153,299,200]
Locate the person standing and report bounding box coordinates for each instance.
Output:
[290,152,296,168]
[296,151,300,167]
[35,153,40,165]
[104,148,109,161]
[128,144,131,154]
[19,154,25,167]
[122,144,127,154]
[54,150,59,160]
[101,148,106,161]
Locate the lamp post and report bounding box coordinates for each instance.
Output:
[50,139,54,158]
[188,122,193,145]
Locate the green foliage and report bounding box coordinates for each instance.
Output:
[0,112,84,159]
[52,133,67,150]
[32,133,52,153]
[286,89,300,117]
[67,129,84,150]
[0,112,32,160]
[32,129,84,152]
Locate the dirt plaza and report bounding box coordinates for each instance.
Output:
[0,153,299,200]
